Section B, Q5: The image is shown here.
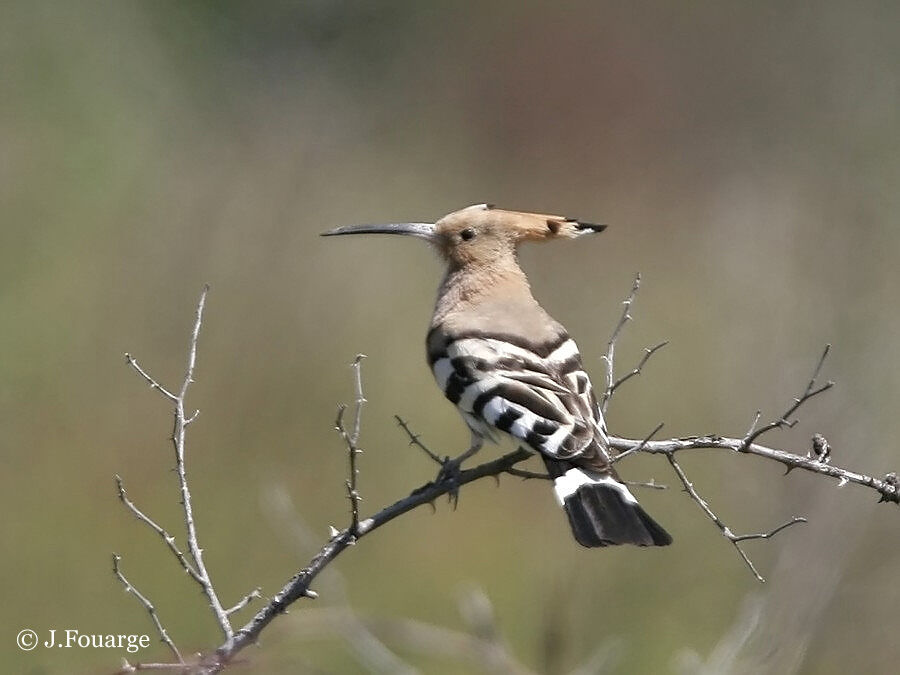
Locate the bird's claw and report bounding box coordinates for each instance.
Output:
[435,455,464,508]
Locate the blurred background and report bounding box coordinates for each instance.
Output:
[3,1,899,673]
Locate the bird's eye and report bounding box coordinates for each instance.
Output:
[460,228,475,241]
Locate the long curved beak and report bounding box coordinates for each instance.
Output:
[321,222,436,240]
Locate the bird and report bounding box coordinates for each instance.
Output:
[322,203,671,548]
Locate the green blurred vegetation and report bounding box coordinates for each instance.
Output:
[3,1,899,673]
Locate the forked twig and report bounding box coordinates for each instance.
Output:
[664,453,806,582]
[117,286,236,652]
[600,273,668,414]
[608,341,668,399]
[741,345,834,451]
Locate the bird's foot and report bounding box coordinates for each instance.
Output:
[435,455,466,509]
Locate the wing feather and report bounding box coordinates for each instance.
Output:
[435,334,604,459]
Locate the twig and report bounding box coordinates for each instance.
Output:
[225,589,262,617]
[350,354,366,444]
[112,554,183,665]
[124,354,177,402]
[610,421,665,464]
[505,466,551,480]
[115,475,202,585]
[171,287,231,631]
[741,345,834,451]
[608,434,899,505]
[663,454,806,582]
[120,286,233,644]
[600,273,641,414]
[395,415,443,465]
[607,341,668,400]
[170,286,232,638]
[622,478,667,490]
[334,355,367,537]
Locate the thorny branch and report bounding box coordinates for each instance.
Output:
[395,414,444,465]
[607,434,900,505]
[112,554,183,665]
[112,282,899,674]
[115,287,261,673]
[167,287,232,639]
[115,475,202,585]
[334,354,367,537]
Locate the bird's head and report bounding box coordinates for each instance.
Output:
[321,203,606,267]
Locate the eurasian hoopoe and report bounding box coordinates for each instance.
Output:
[323,204,672,548]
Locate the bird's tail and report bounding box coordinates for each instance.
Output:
[544,459,672,548]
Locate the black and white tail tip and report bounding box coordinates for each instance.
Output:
[552,468,672,548]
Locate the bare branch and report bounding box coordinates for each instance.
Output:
[609,434,899,505]
[115,475,202,584]
[334,355,367,537]
[611,421,665,464]
[741,345,834,450]
[124,354,177,402]
[731,518,808,543]
[504,466,551,480]
[395,415,443,465]
[622,478,668,490]
[120,285,233,643]
[600,272,641,414]
[179,285,207,399]
[607,340,668,399]
[169,285,232,638]
[112,554,183,664]
[350,354,366,445]
[663,453,806,582]
[225,589,262,617]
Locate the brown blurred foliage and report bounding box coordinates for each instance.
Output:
[2,2,899,673]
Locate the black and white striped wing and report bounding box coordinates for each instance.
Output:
[429,332,603,460]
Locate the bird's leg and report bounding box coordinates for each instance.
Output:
[435,432,484,508]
